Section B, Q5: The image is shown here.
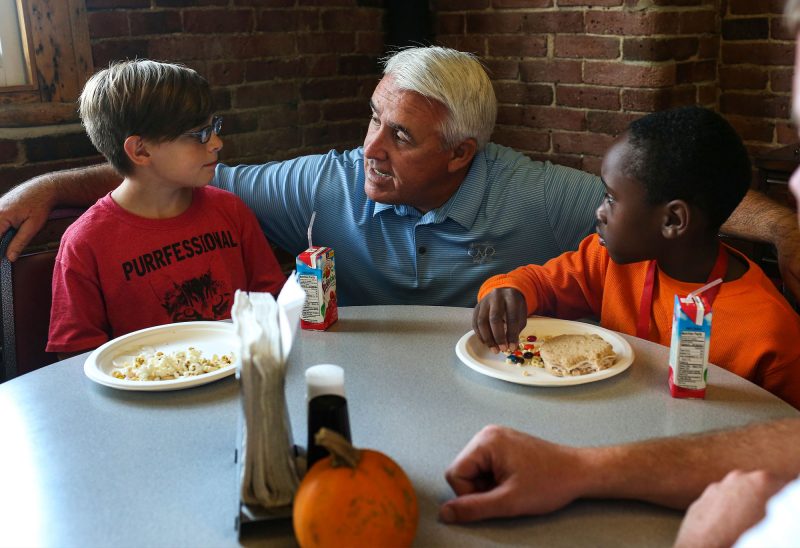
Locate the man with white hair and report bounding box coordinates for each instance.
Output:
[2,46,799,306]
[0,47,603,307]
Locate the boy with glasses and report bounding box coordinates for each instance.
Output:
[46,60,286,356]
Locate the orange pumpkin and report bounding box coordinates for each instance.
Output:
[293,428,419,548]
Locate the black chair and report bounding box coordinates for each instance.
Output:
[0,209,85,382]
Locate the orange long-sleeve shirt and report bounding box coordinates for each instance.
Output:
[478,234,800,408]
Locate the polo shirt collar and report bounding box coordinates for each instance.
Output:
[371,148,487,230]
[436,149,486,229]
[373,201,396,216]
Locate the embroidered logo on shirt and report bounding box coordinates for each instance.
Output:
[468,243,496,264]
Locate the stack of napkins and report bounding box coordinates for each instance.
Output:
[232,275,305,509]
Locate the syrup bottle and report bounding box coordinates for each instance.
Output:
[305,364,351,469]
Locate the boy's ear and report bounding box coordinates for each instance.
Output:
[447,138,478,173]
[123,135,151,167]
[662,199,690,239]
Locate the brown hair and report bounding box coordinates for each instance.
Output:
[78,60,213,175]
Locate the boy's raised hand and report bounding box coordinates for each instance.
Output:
[472,287,528,352]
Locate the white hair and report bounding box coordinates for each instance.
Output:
[382,46,497,151]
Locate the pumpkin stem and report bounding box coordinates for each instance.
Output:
[314,428,361,469]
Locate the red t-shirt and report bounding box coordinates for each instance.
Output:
[47,186,286,353]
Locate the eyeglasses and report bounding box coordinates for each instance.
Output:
[184,116,223,144]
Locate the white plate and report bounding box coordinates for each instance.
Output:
[84,321,238,391]
[455,317,634,386]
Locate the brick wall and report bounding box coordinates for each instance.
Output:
[721,0,794,156]
[0,0,385,192]
[436,0,796,175]
[0,0,796,193]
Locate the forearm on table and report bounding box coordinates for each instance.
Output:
[574,418,800,509]
[721,190,796,245]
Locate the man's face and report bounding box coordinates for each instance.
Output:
[363,76,463,213]
[790,36,800,225]
[596,134,664,264]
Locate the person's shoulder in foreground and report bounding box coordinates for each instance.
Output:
[733,473,800,547]
[674,468,797,548]
[47,59,284,355]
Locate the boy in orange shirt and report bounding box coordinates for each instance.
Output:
[474,106,800,408]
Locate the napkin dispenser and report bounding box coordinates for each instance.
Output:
[232,276,306,534]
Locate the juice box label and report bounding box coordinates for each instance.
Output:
[296,246,338,331]
[668,294,711,399]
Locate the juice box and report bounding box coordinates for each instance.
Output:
[296,246,338,331]
[668,294,712,399]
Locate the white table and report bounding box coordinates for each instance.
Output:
[1,306,796,547]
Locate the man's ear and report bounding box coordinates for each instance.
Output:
[123,135,151,167]
[662,199,690,239]
[447,138,478,173]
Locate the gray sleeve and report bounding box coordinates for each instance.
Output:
[541,162,605,253]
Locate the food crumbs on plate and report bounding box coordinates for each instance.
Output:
[111,347,234,381]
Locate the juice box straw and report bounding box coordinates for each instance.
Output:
[684,277,722,324]
[307,211,316,249]
[688,277,722,299]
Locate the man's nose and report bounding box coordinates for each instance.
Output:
[363,126,387,160]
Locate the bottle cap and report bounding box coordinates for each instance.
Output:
[305,364,345,400]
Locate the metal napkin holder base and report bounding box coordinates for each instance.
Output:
[234,414,307,536]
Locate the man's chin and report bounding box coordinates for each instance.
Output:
[364,183,397,204]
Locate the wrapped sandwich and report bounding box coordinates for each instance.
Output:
[539,334,616,377]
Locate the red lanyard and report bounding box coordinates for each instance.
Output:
[635,246,728,339]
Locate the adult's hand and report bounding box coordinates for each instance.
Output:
[472,287,527,352]
[0,180,56,261]
[0,163,121,261]
[439,425,582,523]
[674,470,789,548]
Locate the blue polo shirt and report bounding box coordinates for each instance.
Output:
[213,143,603,307]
